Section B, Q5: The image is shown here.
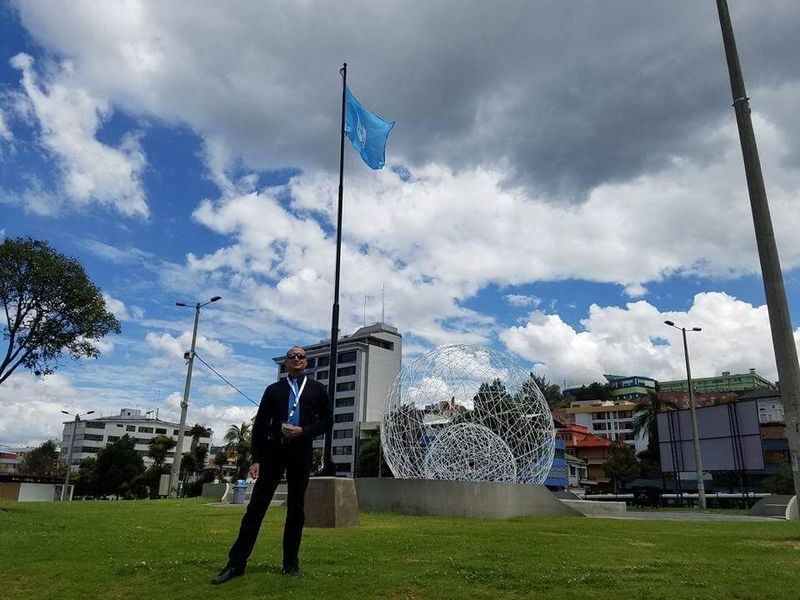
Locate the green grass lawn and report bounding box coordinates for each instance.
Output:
[1,499,799,599]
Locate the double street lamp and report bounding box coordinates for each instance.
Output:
[60,409,95,501]
[664,320,706,509]
[168,295,221,498]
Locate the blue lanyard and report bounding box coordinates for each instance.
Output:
[287,376,306,424]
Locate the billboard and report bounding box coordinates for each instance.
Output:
[658,400,764,473]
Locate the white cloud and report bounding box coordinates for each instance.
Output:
[0,108,12,141]
[0,373,102,446]
[501,292,793,387]
[505,294,543,308]
[176,112,800,350]
[102,292,143,321]
[9,53,148,217]
[145,331,232,364]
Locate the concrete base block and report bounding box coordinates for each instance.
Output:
[201,482,228,501]
[304,477,360,528]
[561,499,626,517]
[355,478,583,519]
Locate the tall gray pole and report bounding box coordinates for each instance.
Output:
[681,327,707,509]
[716,0,800,501]
[61,414,79,501]
[169,303,200,498]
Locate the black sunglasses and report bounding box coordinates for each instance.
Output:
[286,353,307,360]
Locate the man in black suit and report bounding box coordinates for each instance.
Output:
[212,346,332,583]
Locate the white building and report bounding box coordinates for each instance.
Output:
[59,408,212,471]
[274,323,402,477]
[566,400,645,453]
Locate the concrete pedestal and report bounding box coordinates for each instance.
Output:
[304,477,360,528]
[355,478,583,519]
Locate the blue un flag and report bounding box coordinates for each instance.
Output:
[344,86,395,170]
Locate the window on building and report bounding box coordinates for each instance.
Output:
[306,357,316,368]
[336,397,355,408]
[107,436,120,442]
[334,462,350,472]
[368,338,395,351]
[337,366,356,377]
[84,434,104,442]
[338,350,357,363]
[138,426,154,433]
[173,430,179,435]
[333,446,353,455]
[126,425,136,432]
[336,381,356,392]
[155,428,167,434]
[317,370,329,380]
[280,363,287,373]
[86,421,105,429]
[317,356,329,367]
[80,447,99,453]
[334,413,354,423]
[333,429,353,439]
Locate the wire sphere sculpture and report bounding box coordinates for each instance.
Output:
[423,423,517,482]
[381,344,555,484]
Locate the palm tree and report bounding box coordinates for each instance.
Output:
[632,391,678,456]
[188,423,207,454]
[224,422,252,478]
[147,434,177,469]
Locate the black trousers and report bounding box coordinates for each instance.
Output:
[227,444,311,571]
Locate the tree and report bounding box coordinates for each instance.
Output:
[530,373,565,409]
[94,435,144,498]
[188,423,208,454]
[224,422,252,479]
[632,391,678,457]
[213,448,230,479]
[357,435,388,478]
[0,237,121,383]
[74,457,99,497]
[18,440,64,476]
[566,382,613,402]
[147,434,176,469]
[603,444,641,494]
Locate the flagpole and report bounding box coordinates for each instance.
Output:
[716,1,800,503]
[321,62,347,477]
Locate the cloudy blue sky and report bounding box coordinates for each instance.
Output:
[2,1,800,447]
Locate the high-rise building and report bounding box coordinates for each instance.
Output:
[59,408,211,471]
[273,323,402,477]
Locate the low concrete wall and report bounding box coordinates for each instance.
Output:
[201,482,228,500]
[561,499,626,517]
[748,494,797,520]
[18,482,56,502]
[355,478,583,519]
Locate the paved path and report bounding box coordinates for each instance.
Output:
[601,510,782,522]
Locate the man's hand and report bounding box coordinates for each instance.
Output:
[281,423,303,439]
[249,463,260,479]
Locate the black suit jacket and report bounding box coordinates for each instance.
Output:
[251,374,332,464]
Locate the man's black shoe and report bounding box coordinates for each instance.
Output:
[281,566,303,578]
[210,565,244,585]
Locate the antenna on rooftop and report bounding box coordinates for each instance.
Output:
[381,282,385,323]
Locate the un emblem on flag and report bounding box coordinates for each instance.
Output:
[356,120,367,146]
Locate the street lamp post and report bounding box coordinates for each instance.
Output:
[665,320,707,509]
[168,295,221,498]
[60,409,94,501]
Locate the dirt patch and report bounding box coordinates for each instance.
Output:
[628,540,656,547]
[755,540,800,550]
